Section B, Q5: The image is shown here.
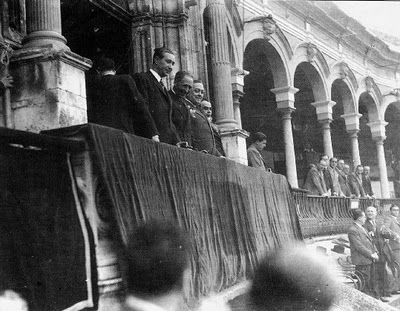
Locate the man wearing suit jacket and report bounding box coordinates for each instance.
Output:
[168,71,193,145]
[348,209,379,297]
[348,165,366,197]
[363,206,390,301]
[304,159,330,196]
[362,166,375,198]
[384,205,400,294]
[337,160,351,197]
[132,47,180,145]
[89,58,158,138]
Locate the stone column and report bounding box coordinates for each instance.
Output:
[341,113,362,167]
[272,86,299,188]
[367,121,390,198]
[312,100,336,158]
[231,68,249,128]
[204,0,237,131]
[23,0,68,50]
[9,0,92,132]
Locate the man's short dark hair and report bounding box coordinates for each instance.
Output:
[249,246,338,310]
[125,219,190,296]
[352,209,364,221]
[153,47,174,63]
[97,57,115,72]
[251,132,267,143]
[319,154,329,161]
[193,79,203,84]
[174,71,193,84]
[355,164,363,172]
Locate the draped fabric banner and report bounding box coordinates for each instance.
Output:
[84,124,303,298]
[0,145,95,310]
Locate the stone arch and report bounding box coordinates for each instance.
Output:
[381,94,400,118]
[356,77,382,122]
[291,43,330,101]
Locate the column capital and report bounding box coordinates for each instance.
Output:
[271,86,299,110]
[341,112,362,132]
[319,119,332,127]
[311,100,336,121]
[347,129,360,138]
[367,120,388,140]
[277,107,296,119]
[231,67,249,96]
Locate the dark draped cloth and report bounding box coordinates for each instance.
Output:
[79,123,302,298]
[0,145,95,310]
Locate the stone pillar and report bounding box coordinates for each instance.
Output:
[367,121,390,198]
[23,0,68,50]
[341,113,362,167]
[272,86,299,188]
[9,0,92,132]
[204,0,237,131]
[312,100,336,158]
[231,68,249,128]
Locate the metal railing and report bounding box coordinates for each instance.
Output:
[292,188,400,238]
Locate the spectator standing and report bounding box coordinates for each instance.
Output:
[384,205,400,294]
[325,157,343,196]
[304,159,330,196]
[363,206,390,302]
[169,71,193,146]
[200,99,226,157]
[133,47,180,145]
[247,132,267,170]
[122,220,190,311]
[186,81,222,156]
[348,165,366,197]
[362,166,375,198]
[337,160,351,197]
[348,209,379,297]
[89,58,158,138]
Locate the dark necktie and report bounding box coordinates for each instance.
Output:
[159,79,167,94]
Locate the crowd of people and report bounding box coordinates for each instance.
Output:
[303,154,377,198]
[90,48,225,158]
[348,205,400,302]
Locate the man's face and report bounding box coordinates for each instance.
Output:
[188,82,205,104]
[321,155,329,165]
[200,101,212,118]
[330,158,338,169]
[174,75,193,98]
[356,166,363,175]
[363,167,370,176]
[154,52,175,78]
[365,207,377,221]
[255,139,267,152]
[390,206,400,218]
[337,160,344,170]
[343,165,350,175]
[317,160,327,172]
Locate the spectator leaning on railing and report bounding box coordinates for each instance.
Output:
[304,159,331,196]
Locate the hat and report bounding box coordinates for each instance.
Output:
[331,244,345,254]
[97,57,115,71]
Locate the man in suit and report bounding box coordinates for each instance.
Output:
[324,157,344,196]
[247,132,268,170]
[133,47,180,145]
[199,99,226,157]
[348,209,379,297]
[186,81,222,157]
[337,160,351,197]
[384,204,400,294]
[168,71,193,146]
[348,165,366,197]
[362,166,375,198]
[89,58,158,138]
[304,159,330,196]
[363,206,390,301]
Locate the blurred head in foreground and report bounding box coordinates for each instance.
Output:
[0,290,28,311]
[249,244,339,311]
[124,219,190,310]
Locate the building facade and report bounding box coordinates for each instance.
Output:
[1,0,399,197]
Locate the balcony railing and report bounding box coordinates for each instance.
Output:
[292,188,400,238]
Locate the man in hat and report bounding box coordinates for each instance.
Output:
[90,57,158,138]
[348,209,379,298]
[363,206,390,301]
[133,47,180,145]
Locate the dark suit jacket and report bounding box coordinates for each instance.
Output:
[348,173,366,197]
[348,222,377,265]
[303,167,327,195]
[362,175,374,196]
[168,90,192,145]
[89,74,157,137]
[363,219,386,262]
[247,144,266,170]
[132,71,179,144]
[384,216,400,252]
[211,123,225,157]
[337,168,351,196]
